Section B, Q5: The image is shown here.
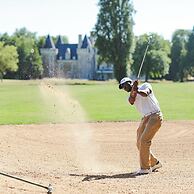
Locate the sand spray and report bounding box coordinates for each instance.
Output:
[38,79,106,173]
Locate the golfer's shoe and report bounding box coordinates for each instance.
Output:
[133,168,151,176]
[151,161,162,172]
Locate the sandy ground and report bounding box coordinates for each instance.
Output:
[0,121,194,194]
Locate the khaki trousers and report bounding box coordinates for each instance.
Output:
[136,112,162,169]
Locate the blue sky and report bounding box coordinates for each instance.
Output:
[0,0,193,43]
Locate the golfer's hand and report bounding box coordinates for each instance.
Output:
[132,80,138,91]
[128,80,138,105]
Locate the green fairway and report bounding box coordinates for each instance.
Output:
[64,82,138,121]
[66,81,194,121]
[0,80,45,124]
[152,82,194,120]
[0,79,194,124]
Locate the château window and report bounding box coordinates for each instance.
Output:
[65,48,71,60]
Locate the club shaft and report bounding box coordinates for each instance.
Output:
[0,172,48,190]
[137,38,151,79]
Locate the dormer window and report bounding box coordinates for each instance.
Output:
[65,48,71,60]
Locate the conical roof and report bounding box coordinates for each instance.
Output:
[81,35,91,48]
[55,35,64,48]
[43,35,55,48]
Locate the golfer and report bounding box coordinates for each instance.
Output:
[119,77,163,175]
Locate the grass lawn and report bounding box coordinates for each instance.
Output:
[66,81,194,121]
[64,83,138,121]
[0,80,45,124]
[0,79,194,124]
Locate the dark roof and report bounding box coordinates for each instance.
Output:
[43,35,55,48]
[42,34,91,60]
[81,35,91,48]
[57,44,78,60]
[55,35,64,48]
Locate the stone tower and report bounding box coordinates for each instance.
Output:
[40,35,58,77]
[77,35,96,79]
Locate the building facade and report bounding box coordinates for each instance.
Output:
[40,34,114,80]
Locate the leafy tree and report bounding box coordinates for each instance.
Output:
[0,33,16,46]
[52,35,69,44]
[185,27,194,77]
[61,35,69,43]
[28,47,43,79]
[131,33,171,81]
[169,29,190,82]
[0,42,18,80]
[14,27,36,39]
[36,36,46,51]
[13,28,43,79]
[94,0,135,82]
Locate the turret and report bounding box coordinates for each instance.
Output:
[56,35,64,48]
[43,35,55,49]
[40,35,58,77]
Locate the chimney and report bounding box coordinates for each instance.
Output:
[78,34,82,48]
[90,31,95,46]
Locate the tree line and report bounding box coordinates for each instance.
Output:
[0,28,68,80]
[0,0,194,82]
[94,0,194,82]
[0,28,43,80]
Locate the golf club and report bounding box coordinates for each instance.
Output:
[0,171,53,194]
[137,36,152,79]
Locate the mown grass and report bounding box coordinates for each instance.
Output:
[0,79,193,124]
[66,81,194,121]
[0,80,45,124]
[152,82,194,120]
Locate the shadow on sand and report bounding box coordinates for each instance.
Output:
[69,171,149,181]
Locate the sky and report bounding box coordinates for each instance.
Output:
[0,0,193,43]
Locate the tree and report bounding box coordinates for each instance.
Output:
[52,35,69,44]
[185,27,194,77]
[28,47,43,79]
[36,36,47,52]
[94,0,135,82]
[169,29,190,82]
[13,28,43,79]
[131,33,171,81]
[0,42,18,80]
[0,33,16,46]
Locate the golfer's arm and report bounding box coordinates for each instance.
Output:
[128,90,147,104]
[128,88,151,105]
[128,91,137,105]
[137,88,151,97]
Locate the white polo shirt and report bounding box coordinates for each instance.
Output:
[133,83,161,117]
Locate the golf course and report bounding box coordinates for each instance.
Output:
[0,79,194,194]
